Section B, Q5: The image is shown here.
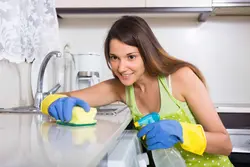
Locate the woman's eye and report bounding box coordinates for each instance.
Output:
[110,56,118,60]
[128,55,136,60]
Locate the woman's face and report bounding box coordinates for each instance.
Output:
[109,39,145,86]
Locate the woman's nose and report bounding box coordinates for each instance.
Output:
[118,60,127,73]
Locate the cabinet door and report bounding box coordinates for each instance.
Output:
[146,0,212,7]
[56,0,145,8]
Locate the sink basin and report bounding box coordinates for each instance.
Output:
[97,104,128,116]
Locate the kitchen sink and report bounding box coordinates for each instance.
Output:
[96,104,128,116]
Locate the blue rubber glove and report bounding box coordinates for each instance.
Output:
[137,120,183,150]
[48,97,90,122]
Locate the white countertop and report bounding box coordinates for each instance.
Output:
[0,108,132,167]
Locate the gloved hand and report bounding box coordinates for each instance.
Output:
[41,94,90,122]
[137,120,183,150]
[49,97,90,122]
[137,120,207,155]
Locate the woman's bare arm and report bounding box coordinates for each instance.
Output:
[61,78,125,107]
[172,67,232,156]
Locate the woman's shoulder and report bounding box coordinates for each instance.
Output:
[171,66,197,85]
[170,66,201,99]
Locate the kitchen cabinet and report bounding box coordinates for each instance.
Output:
[56,0,212,8]
[146,0,212,7]
[56,0,145,8]
[55,0,212,22]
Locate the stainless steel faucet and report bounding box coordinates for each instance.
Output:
[34,51,62,110]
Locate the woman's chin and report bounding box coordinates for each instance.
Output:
[115,74,135,86]
[119,79,134,86]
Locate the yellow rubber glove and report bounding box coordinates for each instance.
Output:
[179,122,207,155]
[41,94,67,115]
[137,118,206,155]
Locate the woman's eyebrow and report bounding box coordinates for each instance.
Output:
[127,52,139,55]
[109,52,139,56]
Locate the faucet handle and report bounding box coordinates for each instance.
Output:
[43,83,61,97]
[48,83,61,94]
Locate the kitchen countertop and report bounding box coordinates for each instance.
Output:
[0,107,132,167]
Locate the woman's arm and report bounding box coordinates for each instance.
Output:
[61,78,126,107]
[172,67,232,156]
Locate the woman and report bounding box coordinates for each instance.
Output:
[42,16,233,166]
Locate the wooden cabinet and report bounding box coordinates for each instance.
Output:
[146,0,212,7]
[56,0,145,8]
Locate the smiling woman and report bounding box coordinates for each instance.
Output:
[41,15,234,167]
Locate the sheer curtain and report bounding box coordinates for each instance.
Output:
[0,0,62,108]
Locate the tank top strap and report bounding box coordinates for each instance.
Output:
[158,75,183,110]
[125,85,143,121]
[167,74,172,94]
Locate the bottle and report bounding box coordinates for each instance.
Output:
[134,112,186,167]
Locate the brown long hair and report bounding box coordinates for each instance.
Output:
[104,16,206,86]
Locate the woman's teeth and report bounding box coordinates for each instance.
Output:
[121,73,132,80]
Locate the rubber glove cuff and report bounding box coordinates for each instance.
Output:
[180,122,207,155]
[41,94,67,115]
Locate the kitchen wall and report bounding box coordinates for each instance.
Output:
[58,16,250,105]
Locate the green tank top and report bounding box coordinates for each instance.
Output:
[125,75,234,167]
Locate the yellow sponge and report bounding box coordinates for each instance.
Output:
[56,106,97,126]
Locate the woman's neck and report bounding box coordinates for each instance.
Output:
[133,74,158,93]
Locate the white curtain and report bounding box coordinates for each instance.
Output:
[0,0,62,108]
